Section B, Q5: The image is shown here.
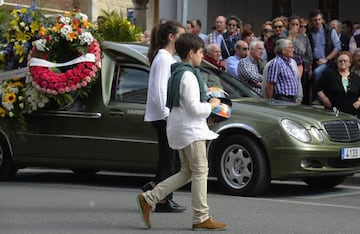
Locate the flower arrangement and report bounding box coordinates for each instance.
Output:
[28,9,101,106]
[0,78,26,132]
[0,5,44,70]
[0,6,102,134]
[0,5,45,132]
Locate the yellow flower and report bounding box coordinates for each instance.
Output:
[14,43,24,56]
[67,31,77,41]
[0,108,6,118]
[15,30,30,42]
[64,11,72,17]
[11,81,24,88]
[19,8,27,14]
[52,23,62,32]
[82,20,90,29]
[30,21,40,33]
[39,26,47,37]
[4,93,17,104]
[0,53,5,63]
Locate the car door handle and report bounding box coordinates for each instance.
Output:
[109,110,125,116]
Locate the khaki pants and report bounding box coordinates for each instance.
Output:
[143,140,209,224]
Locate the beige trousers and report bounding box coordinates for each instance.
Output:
[143,140,210,224]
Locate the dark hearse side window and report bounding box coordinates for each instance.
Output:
[112,66,149,103]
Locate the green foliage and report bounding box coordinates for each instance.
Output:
[99,10,142,42]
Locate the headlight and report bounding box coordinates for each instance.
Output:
[281,119,311,143]
[310,127,324,142]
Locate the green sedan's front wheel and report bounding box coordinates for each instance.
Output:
[215,134,270,196]
[302,176,347,188]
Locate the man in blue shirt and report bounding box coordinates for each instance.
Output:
[225,40,248,77]
[307,9,341,102]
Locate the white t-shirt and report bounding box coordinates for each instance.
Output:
[166,71,219,150]
[144,49,176,122]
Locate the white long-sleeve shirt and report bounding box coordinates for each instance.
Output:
[144,49,176,122]
[166,71,218,150]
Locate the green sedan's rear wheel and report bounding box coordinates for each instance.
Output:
[215,134,270,196]
[0,139,17,180]
[302,176,347,188]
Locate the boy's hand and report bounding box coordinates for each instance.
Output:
[209,98,220,109]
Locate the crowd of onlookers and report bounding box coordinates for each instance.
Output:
[191,10,360,117]
[140,9,360,117]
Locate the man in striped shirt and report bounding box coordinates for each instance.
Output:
[265,39,299,102]
[237,40,264,94]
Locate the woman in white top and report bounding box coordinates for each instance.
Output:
[143,20,186,213]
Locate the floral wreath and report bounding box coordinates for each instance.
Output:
[28,10,101,102]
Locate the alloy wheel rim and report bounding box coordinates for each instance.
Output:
[220,144,253,189]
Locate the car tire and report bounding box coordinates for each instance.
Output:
[302,176,346,188]
[214,134,270,196]
[0,139,17,180]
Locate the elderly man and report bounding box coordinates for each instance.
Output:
[265,39,299,102]
[225,40,249,78]
[237,40,264,94]
[204,43,225,70]
[207,16,227,45]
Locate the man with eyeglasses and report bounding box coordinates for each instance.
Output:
[265,17,287,61]
[216,16,241,60]
[237,40,265,94]
[225,40,249,77]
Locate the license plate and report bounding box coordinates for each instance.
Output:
[341,147,360,160]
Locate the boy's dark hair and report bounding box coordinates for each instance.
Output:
[175,33,205,59]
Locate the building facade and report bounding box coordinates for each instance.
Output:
[2,0,360,35]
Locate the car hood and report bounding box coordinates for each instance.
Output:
[229,97,359,128]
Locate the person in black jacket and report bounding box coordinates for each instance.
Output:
[316,51,360,117]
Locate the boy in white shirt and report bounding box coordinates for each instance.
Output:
[136,33,227,231]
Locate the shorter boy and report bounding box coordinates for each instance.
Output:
[136,33,227,231]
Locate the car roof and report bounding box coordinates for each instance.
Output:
[101,41,149,66]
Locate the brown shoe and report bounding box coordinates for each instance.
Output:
[136,193,152,229]
[192,218,227,231]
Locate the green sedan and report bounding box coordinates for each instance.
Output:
[1,41,360,196]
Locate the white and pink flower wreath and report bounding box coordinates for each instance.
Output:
[28,40,101,96]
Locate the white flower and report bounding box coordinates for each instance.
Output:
[59,16,71,24]
[78,12,88,21]
[24,86,49,113]
[60,25,73,38]
[2,102,14,111]
[79,32,94,45]
[20,22,25,27]
[8,87,19,94]
[32,39,48,52]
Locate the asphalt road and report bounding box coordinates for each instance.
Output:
[0,169,359,234]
